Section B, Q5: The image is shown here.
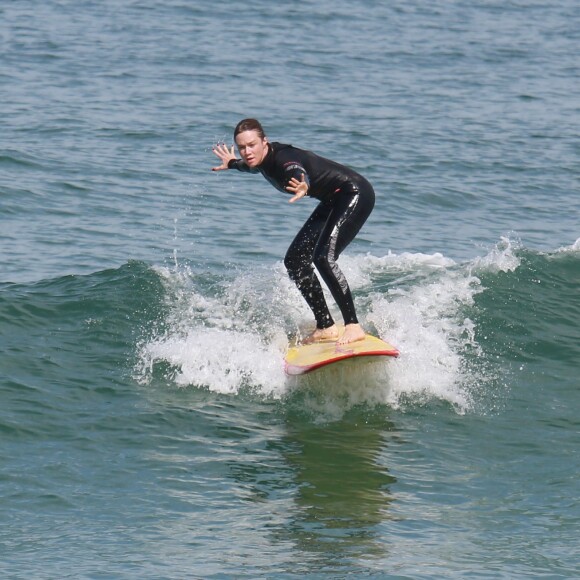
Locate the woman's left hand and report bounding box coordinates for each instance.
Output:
[286,173,309,203]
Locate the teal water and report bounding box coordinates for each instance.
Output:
[1,1,579,578]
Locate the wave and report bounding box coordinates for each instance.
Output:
[133,237,580,413]
[0,262,165,400]
[473,237,580,368]
[2,238,577,416]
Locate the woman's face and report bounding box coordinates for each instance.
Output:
[235,130,269,168]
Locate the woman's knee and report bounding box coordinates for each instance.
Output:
[313,251,333,277]
[284,250,308,278]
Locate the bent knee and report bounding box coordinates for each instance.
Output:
[284,252,298,272]
[313,251,334,274]
[284,252,311,278]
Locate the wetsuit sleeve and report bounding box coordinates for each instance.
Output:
[228,159,258,173]
[281,160,311,192]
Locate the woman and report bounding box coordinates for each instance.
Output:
[212,118,375,345]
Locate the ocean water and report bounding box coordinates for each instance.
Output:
[1,0,579,577]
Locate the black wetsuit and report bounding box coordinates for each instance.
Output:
[228,142,375,329]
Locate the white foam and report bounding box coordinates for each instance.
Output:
[139,327,287,396]
[554,237,580,254]
[359,250,457,271]
[136,244,507,414]
[339,251,456,290]
[136,263,295,395]
[366,267,482,413]
[471,236,521,273]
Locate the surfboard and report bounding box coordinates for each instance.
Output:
[285,332,399,375]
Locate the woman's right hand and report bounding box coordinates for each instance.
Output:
[211,142,236,171]
[286,173,309,203]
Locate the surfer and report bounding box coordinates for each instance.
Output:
[212,118,375,345]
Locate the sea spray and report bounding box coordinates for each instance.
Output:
[133,243,521,415]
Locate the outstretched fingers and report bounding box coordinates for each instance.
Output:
[286,173,309,203]
[211,143,235,171]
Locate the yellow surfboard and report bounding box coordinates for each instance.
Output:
[285,332,399,375]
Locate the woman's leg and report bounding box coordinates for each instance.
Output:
[284,203,335,330]
[312,182,375,332]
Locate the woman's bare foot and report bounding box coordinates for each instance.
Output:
[302,324,339,344]
[337,323,366,345]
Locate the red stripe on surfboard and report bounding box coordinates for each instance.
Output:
[285,348,399,376]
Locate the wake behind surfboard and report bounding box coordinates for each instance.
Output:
[285,332,399,376]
